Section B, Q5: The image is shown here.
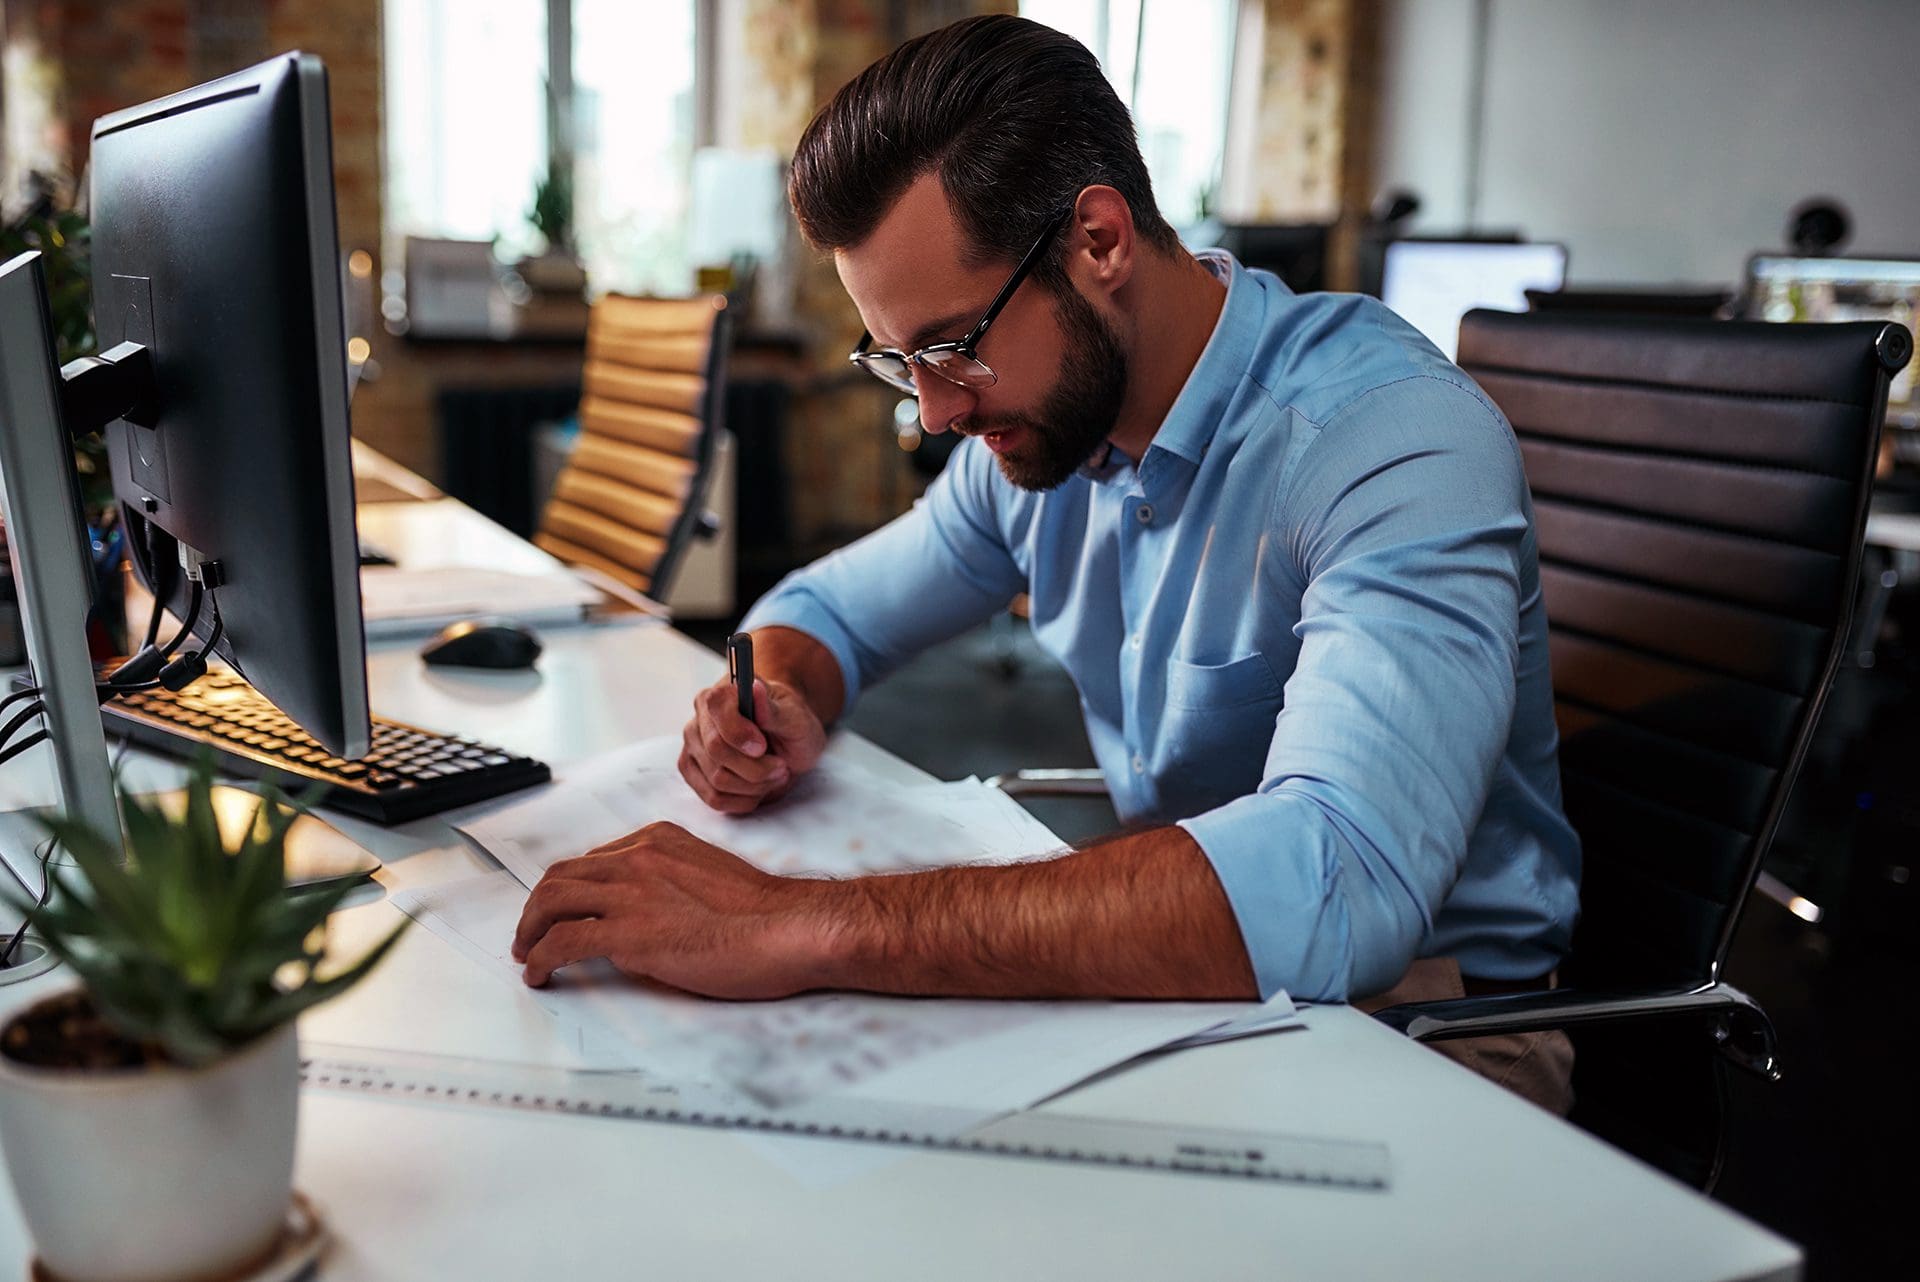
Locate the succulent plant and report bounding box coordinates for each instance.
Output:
[2,756,406,1068]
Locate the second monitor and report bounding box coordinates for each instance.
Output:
[1381,240,1569,362]
[89,51,369,757]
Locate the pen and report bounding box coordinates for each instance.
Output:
[727,632,756,725]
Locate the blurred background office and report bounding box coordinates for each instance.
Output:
[0,2,1915,1276]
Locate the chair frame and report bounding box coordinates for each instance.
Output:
[644,300,733,602]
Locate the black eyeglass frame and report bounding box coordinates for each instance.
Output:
[849,203,1076,396]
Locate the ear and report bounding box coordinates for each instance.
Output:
[1066,185,1136,302]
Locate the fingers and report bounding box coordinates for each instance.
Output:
[522,918,617,987]
[683,721,788,795]
[699,682,767,759]
[512,877,609,962]
[679,676,824,813]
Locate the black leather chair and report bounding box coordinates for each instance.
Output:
[1373,309,1908,1187]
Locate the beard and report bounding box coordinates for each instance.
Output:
[963,283,1128,492]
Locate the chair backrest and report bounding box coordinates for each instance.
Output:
[1456,310,1905,989]
[535,293,731,599]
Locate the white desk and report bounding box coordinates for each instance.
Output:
[0,552,1801,1280]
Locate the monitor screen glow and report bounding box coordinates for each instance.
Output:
[1382,241,1570,362]
[1747,255,1920,422]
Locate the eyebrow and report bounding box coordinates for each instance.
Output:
[894,311,972,352]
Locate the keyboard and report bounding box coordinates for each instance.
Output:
[100,668,551,825]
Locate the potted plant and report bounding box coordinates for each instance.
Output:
[0,759,405,1281]
[517,157,588,296]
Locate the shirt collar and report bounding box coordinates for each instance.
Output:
[1073,250,1270,484]
[1143,250,1266,466]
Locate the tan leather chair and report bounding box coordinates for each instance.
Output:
[535,294,731,600]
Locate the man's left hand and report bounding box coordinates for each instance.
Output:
[511,822,845,999]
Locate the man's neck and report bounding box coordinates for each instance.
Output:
[1107,250,1228,462]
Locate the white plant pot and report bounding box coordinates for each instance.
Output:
[0,991,298,1282]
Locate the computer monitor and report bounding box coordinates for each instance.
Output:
[1357,230,1524,300]
[1745,255,1920,427]
[89,53,369,756]
[1381,240,1569,362]
[0,53,368,863]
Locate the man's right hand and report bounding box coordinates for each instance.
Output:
[679,675,827,814]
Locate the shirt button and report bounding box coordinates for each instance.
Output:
[1136,504,1154,525]
[1129,632,1142,650]
[1131,755,1145,774]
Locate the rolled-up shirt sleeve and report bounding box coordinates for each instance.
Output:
[742,436,1027,711]
[1179,376,1531,1002]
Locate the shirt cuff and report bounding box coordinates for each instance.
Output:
[740,585,869,713]
[1179,791,1356,1003]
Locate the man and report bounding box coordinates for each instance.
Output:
[513,15,1582,1111]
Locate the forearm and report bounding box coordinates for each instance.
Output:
[816,825,1258,1000]
[748,626,846,726]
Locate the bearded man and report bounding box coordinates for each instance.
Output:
[514,14,1582,1112]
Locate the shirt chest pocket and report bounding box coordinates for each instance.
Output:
[1158,653,1284,810]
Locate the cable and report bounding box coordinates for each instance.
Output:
[0,836,56,970]
[0,701,45,755]
[139,519,165,655]
[158,579,204,660]
[0,730,48,768]
[154,587,224,693]
[98,579,203,698]
[0,686,42,718]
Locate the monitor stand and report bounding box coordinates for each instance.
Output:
[0,252,122,867]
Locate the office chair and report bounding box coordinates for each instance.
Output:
[1370,309,1906,1189]
[534,294,732,601]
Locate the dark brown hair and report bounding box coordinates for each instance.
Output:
[788,15,1181,282]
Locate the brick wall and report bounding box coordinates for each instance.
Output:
[1230,0,1380,289]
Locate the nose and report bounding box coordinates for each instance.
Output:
[914,373,976,435]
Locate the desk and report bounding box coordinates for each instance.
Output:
[0,514,1800,1279]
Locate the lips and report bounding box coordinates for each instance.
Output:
[971,424,1025,455]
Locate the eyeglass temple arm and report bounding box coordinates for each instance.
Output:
[962,206,1076,351]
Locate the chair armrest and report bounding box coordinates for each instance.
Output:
[984,768,1110,798]
[1372,982,1780,1081]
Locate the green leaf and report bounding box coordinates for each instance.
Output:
[235,915,409,1037]
[21,753,407,1063]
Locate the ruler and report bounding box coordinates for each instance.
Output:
[301,1044,1390,1191]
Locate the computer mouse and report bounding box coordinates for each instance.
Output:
[419,619,543,670]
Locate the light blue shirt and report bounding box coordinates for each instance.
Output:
[743,252,1581,1002]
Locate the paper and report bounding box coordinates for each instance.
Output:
[455,736,1066,888]
[392,870,1294,1114]
[359,566,602,638]
[418,737,1302,1115]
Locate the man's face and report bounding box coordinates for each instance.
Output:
[836,175,1127,491]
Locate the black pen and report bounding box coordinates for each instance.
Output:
[727,632,756,725]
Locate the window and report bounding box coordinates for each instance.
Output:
[383,1,549,262]
[570,0,697,296]
[1020,0,1237,228]
[382,0,697,297]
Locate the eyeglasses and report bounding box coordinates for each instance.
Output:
[848,205,1074,397]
